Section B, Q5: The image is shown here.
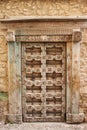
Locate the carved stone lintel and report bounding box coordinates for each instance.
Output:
[6,114,22,123]
[6,30,15,42]
[72,30,82,42]
[16,35,72,42]
[66,113,85,124]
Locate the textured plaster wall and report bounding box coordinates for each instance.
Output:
[0,0,87,18]
[0,0,87,122]
[80,29,87,122]
[0,32,7,92]
[0,30,8,121]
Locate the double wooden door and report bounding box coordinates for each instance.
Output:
[22,42,66,122]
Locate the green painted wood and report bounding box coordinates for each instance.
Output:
[8,42,16,114]
[8,42,22,117]
[15,42,22,115]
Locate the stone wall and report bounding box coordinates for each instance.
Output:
[0,30,8,122]
[80,29,87,122]
[0,0,87,18]
[0,32,8,92]
[0,0,87,123]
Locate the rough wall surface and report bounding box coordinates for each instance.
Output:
[0,32,7,92]
[0,31,8,122]
[80,29,87,122]
[0,0,87,18]
[0,0,87,123]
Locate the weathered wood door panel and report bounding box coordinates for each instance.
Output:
[22,43,66,122]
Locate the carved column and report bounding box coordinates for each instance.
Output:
[7,30,22,123]
[66,30,84,123]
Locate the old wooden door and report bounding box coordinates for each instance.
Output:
[22,43,66,122]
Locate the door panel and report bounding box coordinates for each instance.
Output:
[22,43,66,122]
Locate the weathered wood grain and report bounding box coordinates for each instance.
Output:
[72,41,80,114]
[22,43,66,122]
[8,42,22,123]
[66,42,72,122]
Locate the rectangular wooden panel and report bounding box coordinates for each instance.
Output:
[22,43,66,122]
[8,42,22,122]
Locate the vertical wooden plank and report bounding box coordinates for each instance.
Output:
[61,43,66,121]
[8,42,22,123]
[41,43,46,119]
[66,42,72,121]
[70,40,84,123]
[66,31,84,123]
[15,42,22,115]
[72,41,80,114]
[22,43,28,121]
[8,43,16,114]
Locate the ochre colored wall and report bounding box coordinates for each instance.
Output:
[0,31,8,121]
[0,0,87,18]
[80,29,87,122]
[0,0,87,122]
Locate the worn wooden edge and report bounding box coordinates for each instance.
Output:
[1,16,87,22]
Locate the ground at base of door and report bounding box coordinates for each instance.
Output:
[0,123,87,130]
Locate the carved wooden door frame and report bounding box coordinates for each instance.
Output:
[7,28,84,123]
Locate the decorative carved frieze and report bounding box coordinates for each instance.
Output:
[16,35,72,42]
[6,29,82,43]
[15,28,72,35]
[15,28,73,42]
